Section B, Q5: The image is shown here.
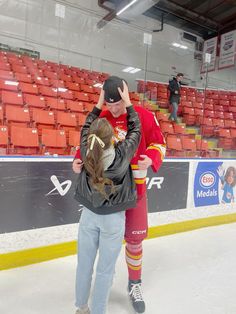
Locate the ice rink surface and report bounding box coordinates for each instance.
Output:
[1,222,236,314]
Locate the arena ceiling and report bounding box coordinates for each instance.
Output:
[99,0,236,39]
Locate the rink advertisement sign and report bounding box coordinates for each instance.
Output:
[193,161,236,207]
[147,162,189,213]
[0,160,189,233]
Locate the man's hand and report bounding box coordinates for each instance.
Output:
[96,88,105,110]
[137,155,152,170]
[175,90,178,94]
[118,81,132,107]
[72,159,83,174]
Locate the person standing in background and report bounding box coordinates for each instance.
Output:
[168,73,184,123]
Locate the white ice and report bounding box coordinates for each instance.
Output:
[1,223,236,314]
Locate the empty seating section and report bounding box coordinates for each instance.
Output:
[138,80,236,156]
[0,51,111,155]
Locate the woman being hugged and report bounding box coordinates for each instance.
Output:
[74,81,141,314]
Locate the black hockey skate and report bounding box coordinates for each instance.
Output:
[128,279,145,313]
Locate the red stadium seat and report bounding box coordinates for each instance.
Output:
[173,123,186,134]
[1,91,23,106]
[43,70,58,80]
[32,108,55,131]
[34,76,50,86]
[11,64,28,74]
[196,139,209,154]
[38,86,58,98]
[66,100,84,112]
[89,94,100,104]
[68,130,80,154]
[18,82,38,95]
[218,128,232,150]
[204,110,215,118]
[57,89,74,100]
[24,94,46,109]
[5,105,30,126]
[80,84,94,94]
[182,107,195,125]
[72,76,85,84]
[212,118,224,128]
[0,62,11,71]
[166,135,183,157]
[224,112,234,120]
[214,110,224,119]
[84,103,95,112]
[0,70,14,80]
[224,119,236,128]
[214,105,223,112]
[14,72,33,83]
[76,113,87,126]
[0,106,3,123]
[10,126,39,155]
[0,79,19,92]
[155,111,169,122]
[74,92,90,102]
[50,80,65,88]
[204,103,214,111]
[59,73,72,82]
[182,101,192,107]
[181,137,199,157]
[45,97,66,111]
[56,111,77,127]
[0,125,8,151]
[41,129,67,155]
[65,82,81,92]
[160,121,174,137]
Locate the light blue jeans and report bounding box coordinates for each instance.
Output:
[75,208,125,314]
[169,101,178,121]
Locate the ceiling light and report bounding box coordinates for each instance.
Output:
[123,67,135,73]
[172,43,188,50]
[172,43,180,47]
[117,0,138,16]
[122,67,141,74]
[129,68,141,74]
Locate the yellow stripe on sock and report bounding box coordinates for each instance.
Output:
[126,249,142,260]
[126,262,142,271]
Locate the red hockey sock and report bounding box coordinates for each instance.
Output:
[125,242,143,281]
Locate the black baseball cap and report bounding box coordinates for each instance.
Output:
[103,76,124,103]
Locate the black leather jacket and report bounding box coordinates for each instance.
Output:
[168,77,181,104]
[74,106,141,215]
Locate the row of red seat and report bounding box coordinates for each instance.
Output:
[166,136,219,158]
[137,80,236,97]
[0,105,88,130]
[0,87,100,104]
[0,125,80,155]
[0,51,109,82]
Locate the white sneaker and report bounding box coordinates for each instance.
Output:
[75,307,90,314]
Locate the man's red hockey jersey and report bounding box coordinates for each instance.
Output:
[75,105,166,196]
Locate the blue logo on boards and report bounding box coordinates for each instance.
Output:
[194,162,222,207]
